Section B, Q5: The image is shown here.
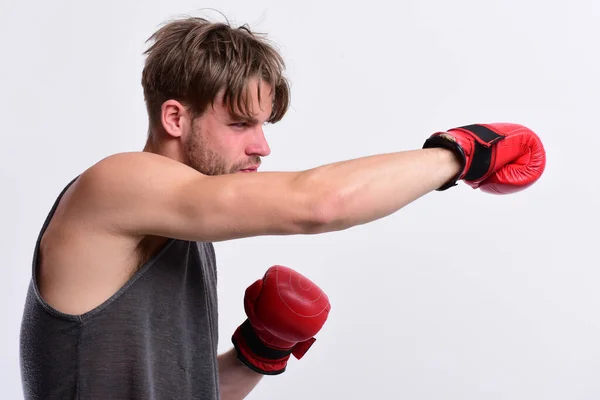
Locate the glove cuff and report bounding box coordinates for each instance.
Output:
[231,319,293,375]
[422,135,467,191]
[423,124,506,190]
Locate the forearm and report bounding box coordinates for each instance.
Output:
[299,147,462,231]
[218,348,263,400]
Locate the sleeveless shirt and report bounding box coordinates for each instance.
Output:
[19,177,221,400]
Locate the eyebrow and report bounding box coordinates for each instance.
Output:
[230,117,260,125]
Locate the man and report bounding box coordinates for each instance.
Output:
[19,15,546,400]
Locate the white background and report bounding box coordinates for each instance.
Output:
[1,0,598,399]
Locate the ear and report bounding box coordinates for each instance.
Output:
[160,100,190,139]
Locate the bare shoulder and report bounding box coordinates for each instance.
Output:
[68,151,201,235]
[75,151,199,205]
[83,151,196,182]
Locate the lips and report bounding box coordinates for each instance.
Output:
[238,163,260,172]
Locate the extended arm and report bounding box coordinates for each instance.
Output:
[70,122,545,244]
[71,146,461,243]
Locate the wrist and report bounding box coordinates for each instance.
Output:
[426,146,465,191]
[423,139,465,191]
[218,349,264,399]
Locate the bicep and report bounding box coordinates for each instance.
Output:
[74,152,329,243]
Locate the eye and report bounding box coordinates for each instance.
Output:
[229,122,248,129]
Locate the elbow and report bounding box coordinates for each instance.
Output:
[290,168,347,234]
[301,189,345,234]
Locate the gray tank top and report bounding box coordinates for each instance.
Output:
[19,177,220,400]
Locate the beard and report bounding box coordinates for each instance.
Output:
[183,122,260,176]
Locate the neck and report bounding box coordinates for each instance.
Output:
[143,129,185,164]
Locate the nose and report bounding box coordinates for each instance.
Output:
[246,127,271,157]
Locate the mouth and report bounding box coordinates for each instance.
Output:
[238,166,259,173]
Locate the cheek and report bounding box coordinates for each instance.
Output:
[218,130,250,156]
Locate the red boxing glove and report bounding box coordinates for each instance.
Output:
[231,265,331,375]
[423,123,546,194]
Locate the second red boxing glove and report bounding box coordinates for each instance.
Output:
[231,265,331,375]
[423,122,546,194]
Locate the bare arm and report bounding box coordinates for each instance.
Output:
[72,147,460,242]
[218,349,263,400]
[295,147,461,231]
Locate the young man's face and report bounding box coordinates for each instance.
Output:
[184,79,274,176]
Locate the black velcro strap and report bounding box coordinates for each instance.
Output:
[239,319,293,360]
[455,124,504,181]
[456,124,504,145]
[464,141,492,181]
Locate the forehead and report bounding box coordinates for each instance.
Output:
[213,79,273,122]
